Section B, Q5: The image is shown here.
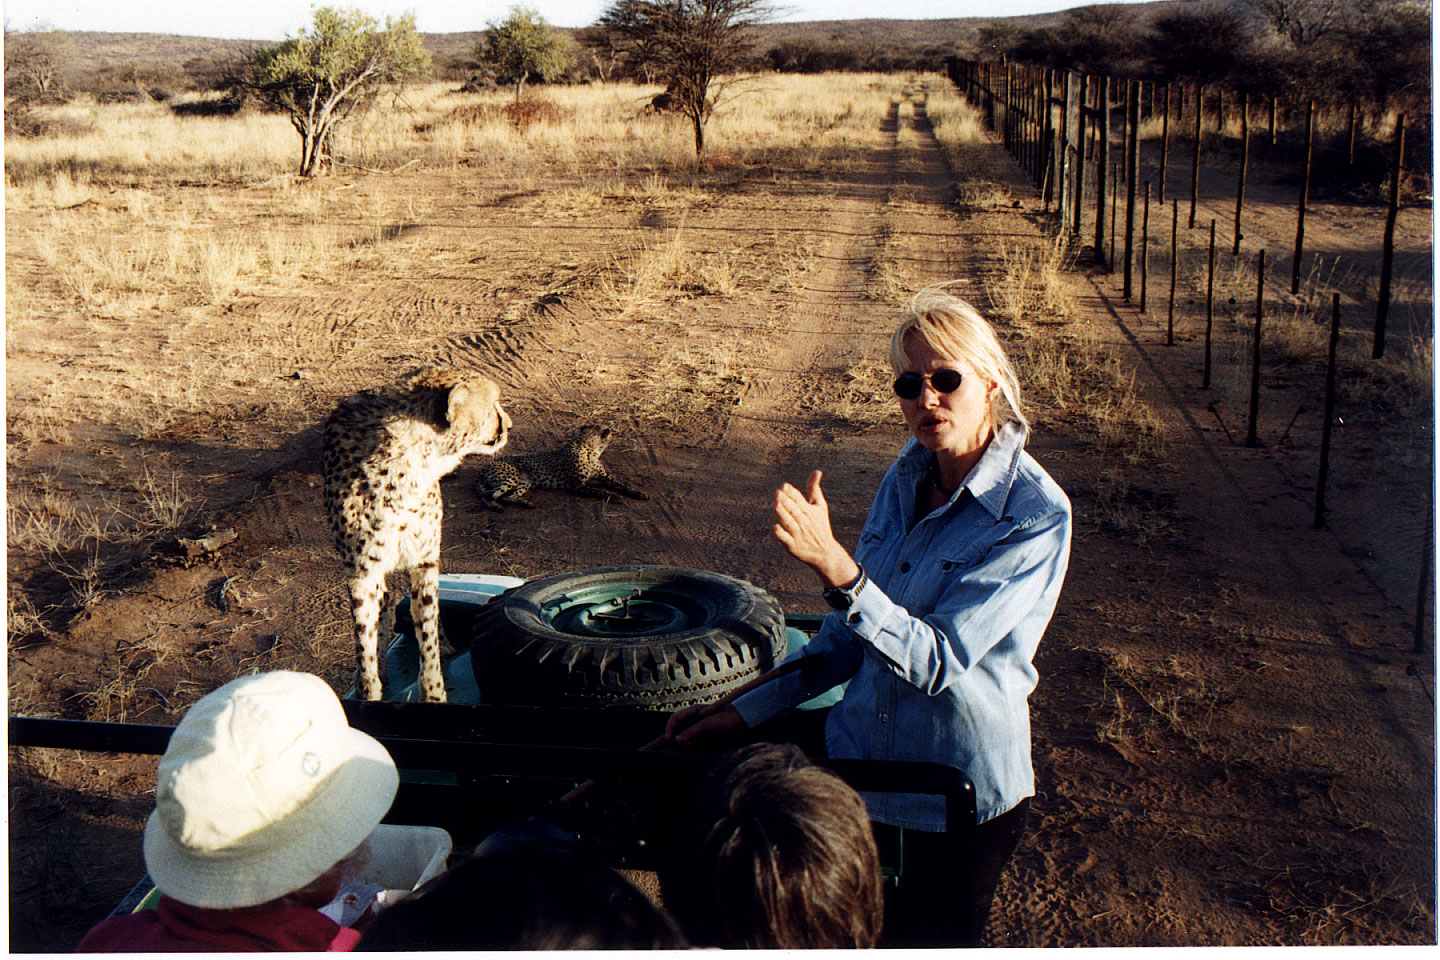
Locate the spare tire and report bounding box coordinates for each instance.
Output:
[471,565,787,711]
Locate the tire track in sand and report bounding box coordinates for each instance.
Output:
[632,98,975,608]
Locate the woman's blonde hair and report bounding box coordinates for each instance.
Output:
[888,283,1028,434]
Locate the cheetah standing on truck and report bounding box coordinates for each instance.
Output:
[474,425,648,510]
[323,367,510,702]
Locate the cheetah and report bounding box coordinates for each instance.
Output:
[323,367,510,702]
[474,425,648,511]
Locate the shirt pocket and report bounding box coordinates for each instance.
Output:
[856,519,900,579]
[857,518,896,553]
[937,539,991,574]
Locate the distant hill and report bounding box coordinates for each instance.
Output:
[21,3,1193,79]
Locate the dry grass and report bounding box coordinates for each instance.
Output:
[3,83,654,186]
[1089,468,1180,545]
[5,489,116,555]
[1257,848,1432,945]
[1095,648,1218,747]
[7,590,54,647]
[982,234,1166,463]
[571,332,754,428]
[77,632,180,722]
[924,77,990,155]
[834,352,899,428]
[988,236,1077,326]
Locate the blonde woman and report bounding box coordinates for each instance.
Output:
[667,286,1072,947]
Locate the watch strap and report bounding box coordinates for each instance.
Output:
[824,566,867,610]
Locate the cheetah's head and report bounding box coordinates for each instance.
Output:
[447,376,510,455]
[572,425,613,455]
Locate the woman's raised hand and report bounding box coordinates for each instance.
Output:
[773,470,859,590]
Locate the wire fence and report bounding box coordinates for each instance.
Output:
[946,57,1434,656]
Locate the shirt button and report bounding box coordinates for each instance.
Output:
[900,561,910,573]
[879,712,889,723]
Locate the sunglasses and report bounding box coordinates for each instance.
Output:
[893,368,963,400]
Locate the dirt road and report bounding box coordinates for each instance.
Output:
[7,85,1434,948]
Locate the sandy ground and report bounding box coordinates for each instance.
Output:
[6,88,1435,949]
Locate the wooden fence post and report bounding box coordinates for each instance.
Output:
[1375,113,1406,359]
[1005,64,1014,152]
[1096,76,1110,270]
[1120,76,1131,184]
[1057,70,1070,222]
[983,63,992,130]
[1159,81,1171,204]
[1026,68,1035,184]
[1123,79,1140,300]
[1111,160,1120,268]
[1247,249,1266,448]
[1234,93,1250,256]
[1074,74,1088,237]
[1291,100,1314,295]
[1140,180,1151,313]
[1190,82,1203,228]
[1168,198,1178,344]
[1042,69,1055,203]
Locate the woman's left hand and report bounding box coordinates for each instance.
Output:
[774,470,860,590]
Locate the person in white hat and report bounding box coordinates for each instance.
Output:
[76,670,399,952]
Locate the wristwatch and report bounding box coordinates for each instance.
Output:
[823,566,867,611]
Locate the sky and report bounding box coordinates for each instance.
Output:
[2,1,1147,41]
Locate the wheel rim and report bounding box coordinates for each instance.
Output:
[539,581,715,638]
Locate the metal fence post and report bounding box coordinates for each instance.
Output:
[1234,93,1250,255]
[1291,100,1314,295]
[1159,81,1171,204]
[1096,76,1110,270]
[1140,180,1151,313]
[1168,198,1178,344]
[1375,114,1407,360]
[1123,79,1139,300]
[1073,74,1087,237]
[1189,82,1203,228]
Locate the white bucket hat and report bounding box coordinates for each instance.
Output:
[142,670,399,909]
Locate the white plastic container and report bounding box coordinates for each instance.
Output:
[321,823,453,926]
[359,823,453,892]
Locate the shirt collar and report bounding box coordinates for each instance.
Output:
[898,420,1027,521]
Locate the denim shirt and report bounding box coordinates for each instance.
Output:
[733,421,1071,830]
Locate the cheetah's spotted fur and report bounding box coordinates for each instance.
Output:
[474,425,648,510]
[323,368,510,702]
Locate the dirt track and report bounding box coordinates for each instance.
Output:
[7,85,1435,948]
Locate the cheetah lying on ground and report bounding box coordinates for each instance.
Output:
[323,367,510,702]
[474,425,648,510]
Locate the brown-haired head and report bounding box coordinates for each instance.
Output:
[700,744,884,949]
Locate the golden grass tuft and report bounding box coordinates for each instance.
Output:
[987,236,1077,326]
[834,352,899,428]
